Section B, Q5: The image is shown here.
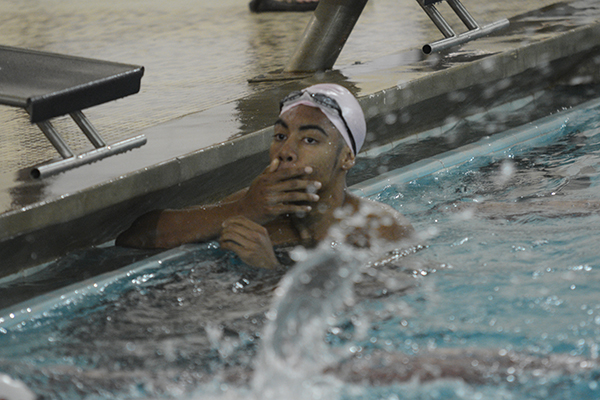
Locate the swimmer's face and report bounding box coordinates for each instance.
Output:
[270,105,354,189]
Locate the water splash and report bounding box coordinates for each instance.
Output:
[251,246,365,400]
[250,220,421,400]
[0,373,36,400]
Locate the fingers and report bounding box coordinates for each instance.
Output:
[267,158,279,173]
[267,191,319,207]
[220,236,259,265]
[255,164,322,207]
[269,203,314,216]
[272,178,321,193]
[220,216,279,269]
[276,165,313,180]
[267,180,320,204]
[261,158,322,194]
[220,234,251,251]
[245,161,322,223]
[262,161,314,182]
[221,217,268,246]
[268,179,322,205]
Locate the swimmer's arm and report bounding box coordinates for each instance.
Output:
[376,207,415,242]
[115,190,248,249]
[117,159,319,249]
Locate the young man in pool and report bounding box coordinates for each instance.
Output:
[116,83,414,268]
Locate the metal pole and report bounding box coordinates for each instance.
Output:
[422,18,509,54]
[446,0,478,30]
[31,135,147,179]
[36,120,74,159]
[70,110,106,148]
[284,0,369,73]
[416,0,455,39]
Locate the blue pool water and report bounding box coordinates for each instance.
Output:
[1,97,600,399]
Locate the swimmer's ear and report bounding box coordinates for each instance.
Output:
[340,147,355,171]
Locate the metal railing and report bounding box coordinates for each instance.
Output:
[282,0,509,73]
[31,111,146,179]
[418,0,509,54]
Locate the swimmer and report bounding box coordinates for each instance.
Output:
[117,84,414,269]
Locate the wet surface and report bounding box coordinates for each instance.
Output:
[0,0,564,184]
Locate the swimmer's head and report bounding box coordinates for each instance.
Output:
[279,83,366,155]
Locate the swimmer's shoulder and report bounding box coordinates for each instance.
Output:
[350,193,412,226]
[346,193,415,241]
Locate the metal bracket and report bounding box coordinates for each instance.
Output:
[31,111,146,179]
[418,0,509,54]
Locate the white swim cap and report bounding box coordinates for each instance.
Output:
[279,83,366,155]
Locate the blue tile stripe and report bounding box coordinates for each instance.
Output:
[351,97,600,198]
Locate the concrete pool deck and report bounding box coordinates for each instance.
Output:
[1,0,600,277]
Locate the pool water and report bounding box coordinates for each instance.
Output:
[1,99,600,399]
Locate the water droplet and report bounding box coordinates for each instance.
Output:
[384,113,397,125]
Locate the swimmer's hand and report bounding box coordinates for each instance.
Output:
[220,216,279,269]
[238,158,321,225]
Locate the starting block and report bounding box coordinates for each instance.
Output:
[0,45,146,178]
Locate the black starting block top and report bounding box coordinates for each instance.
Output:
[0,45,144,123]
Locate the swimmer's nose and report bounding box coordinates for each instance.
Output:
[277,141,297,164]
[281,154,295,163]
